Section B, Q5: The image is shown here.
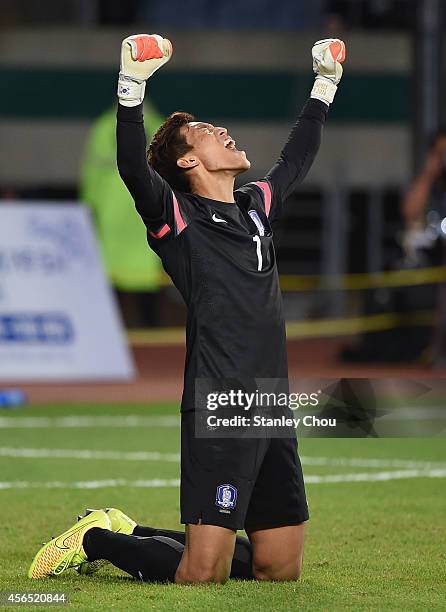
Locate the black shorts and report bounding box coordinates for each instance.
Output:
[180,412,309,531]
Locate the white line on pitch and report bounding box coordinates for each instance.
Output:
[0,415,179,429]
[0,447,180,462]
[300,456,446,470]
[305,468,446,483]
[1,447,446,471]
[1,469,446,490]
[0,478,180,490]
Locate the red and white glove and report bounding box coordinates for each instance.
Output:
[117,34,173,107]
[311,38,346,105]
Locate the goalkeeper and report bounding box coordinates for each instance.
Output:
[29,34,345,583]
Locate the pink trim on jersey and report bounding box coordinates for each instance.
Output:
[172,192,186,234]
[253,181,272,217]
[149,223,171,239]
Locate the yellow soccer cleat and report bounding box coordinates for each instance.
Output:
[78,507,137,535]
[104,507,137,535]
[28,510,111,579]
[76,508,137,575]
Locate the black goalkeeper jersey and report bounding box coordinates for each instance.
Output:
[117,99,327,411]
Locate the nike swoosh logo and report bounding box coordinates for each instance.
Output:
[55,520,96,550]
[212,214,227,224]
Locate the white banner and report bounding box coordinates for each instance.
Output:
[0,202,135,381]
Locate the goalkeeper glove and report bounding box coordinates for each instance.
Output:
[311,38,346,105]
[117,34,173,107]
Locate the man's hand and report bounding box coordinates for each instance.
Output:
[118,34,173,107]
[311,39,346,106]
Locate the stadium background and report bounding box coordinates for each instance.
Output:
[0,2,445,610]
[1,1,445,400]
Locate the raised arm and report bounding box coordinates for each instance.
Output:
[116,34,173,227]
[117,103,168,224]
[262,39,346,219]
[266,98,328,203]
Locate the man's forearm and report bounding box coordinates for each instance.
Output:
[116,34,173,225]
[116,103,166,222]
[117,102,147,180]
[265,38,344,202]
[266,98,328,201]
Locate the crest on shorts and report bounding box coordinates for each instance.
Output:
[248,210,265,236]
[215,484,237,510]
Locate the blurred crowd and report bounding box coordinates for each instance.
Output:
[2,0,444,363]
[1,0,413,31]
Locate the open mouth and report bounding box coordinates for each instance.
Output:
[223,137,236,150]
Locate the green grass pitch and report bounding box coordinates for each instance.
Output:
[0,402,445,611]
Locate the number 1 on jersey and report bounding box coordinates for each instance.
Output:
[253,236,262,271]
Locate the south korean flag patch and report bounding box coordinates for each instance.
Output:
[215,484,237,513]
[248,209,265,236]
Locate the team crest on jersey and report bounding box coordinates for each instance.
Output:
[215,484,237,510]
[248,210,265,236]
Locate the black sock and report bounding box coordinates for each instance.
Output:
[133,525,253,580]
[83,528,183,583]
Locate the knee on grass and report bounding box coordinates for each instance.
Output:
[252,558,302,582]
[176,560,230,584]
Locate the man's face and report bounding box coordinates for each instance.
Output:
[180,121,251,174]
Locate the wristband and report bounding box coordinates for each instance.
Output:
[117,73,146,107]
[311,77,337,106]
